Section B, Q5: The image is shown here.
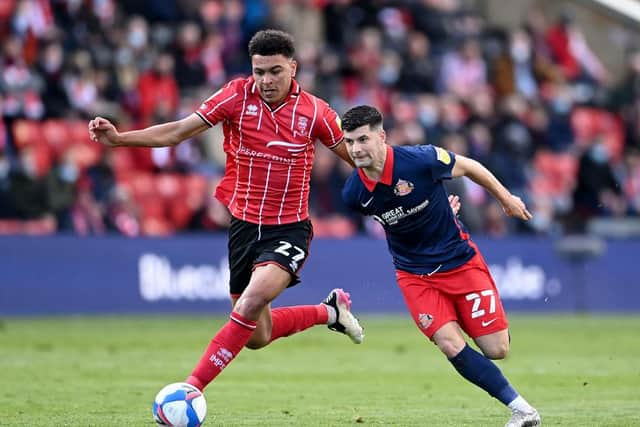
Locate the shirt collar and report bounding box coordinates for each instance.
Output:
[357,145,394,192]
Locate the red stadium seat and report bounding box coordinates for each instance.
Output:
[169,195,194,229]
[571,107,624,161]
[156,173,185,199]
[68,120,93,144]
[185,174,210,212]
[42,120,72,157]
[12,120,43,149]
[532,150,578,196]
[129,172,156,200]
[110,148,137,179]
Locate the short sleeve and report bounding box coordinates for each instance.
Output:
[195,79,242,127]
[415,145,456,182]
[313,103,344,149]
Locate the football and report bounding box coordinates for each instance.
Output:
[152,382,207,427]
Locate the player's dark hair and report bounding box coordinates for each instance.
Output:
[341,105,383,132]
[248,29,295,58]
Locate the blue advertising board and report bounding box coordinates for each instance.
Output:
[0,235,638,315]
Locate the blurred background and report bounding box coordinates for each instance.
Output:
[1,0,640,315]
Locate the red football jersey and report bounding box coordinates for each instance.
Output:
[196,77,343,225]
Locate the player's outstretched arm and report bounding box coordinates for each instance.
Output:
[331,140,356,167]
[451,155,532,221]
[88,113,209,148]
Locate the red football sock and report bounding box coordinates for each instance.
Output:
[269,305,328,343]
[186,312,256,390]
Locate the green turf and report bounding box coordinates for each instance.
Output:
[1,314,639,426]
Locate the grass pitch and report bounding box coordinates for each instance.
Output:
[1,314,639,426]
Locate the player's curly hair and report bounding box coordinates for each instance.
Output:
[341,105,383,132]
[248,29,295,58]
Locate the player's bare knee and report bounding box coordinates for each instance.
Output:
[245,336,269,350]
[484,341,509,360]
[436,337,466,358]
[234,295,269,319]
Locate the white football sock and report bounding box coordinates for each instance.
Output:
[508,395,534,412]
[325,305,337,324]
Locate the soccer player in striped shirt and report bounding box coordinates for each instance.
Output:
[339,105,540,427]
[89,30,364,392]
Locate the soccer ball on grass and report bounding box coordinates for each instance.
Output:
[152,382,207,427]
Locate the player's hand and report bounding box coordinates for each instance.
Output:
[448,194,461,216]
[501,194,533,221]
[88,117,120,147]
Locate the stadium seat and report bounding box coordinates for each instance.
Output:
[532,150,578,196]
[129,172,156,200]
[68,120,93,144]
[110,148,137,179]
[571,107,624,161]
[156,173,185,199]
[185,174,210,210]
[42,120,72,157]
[12,120,43,149]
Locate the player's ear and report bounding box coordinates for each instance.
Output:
[380,129,387,144]
[290,59,297,77]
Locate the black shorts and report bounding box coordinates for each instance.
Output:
[227,217,313,296]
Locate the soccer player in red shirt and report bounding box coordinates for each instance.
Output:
[88,30,364,392]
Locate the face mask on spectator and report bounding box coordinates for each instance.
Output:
[551,98,572,115]
[418,107,439,127]
[589,143,610,164]
[510,42,531,62]
[59,164,79,182]
[128,29,147,49]
[0,157,9,179]
[20,155,38,178]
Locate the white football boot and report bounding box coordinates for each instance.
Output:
[322,288,364,344]
[504,408,541,427]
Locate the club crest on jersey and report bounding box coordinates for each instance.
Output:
[245,104,258,116]
[296,116,309,135]
[418,313,434,329]
[394,179,414,196]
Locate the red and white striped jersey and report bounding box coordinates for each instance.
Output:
[195,77,343,225]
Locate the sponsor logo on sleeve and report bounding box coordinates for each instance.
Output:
[434,146,451,165]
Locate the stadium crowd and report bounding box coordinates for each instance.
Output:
[1,0,639,237]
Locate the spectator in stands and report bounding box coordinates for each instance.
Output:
[439,38,488,100]
[621,146,640,216]
[45,148,80,231]
[545,83,576,152]
[0,144,12,218]
[396,30,437,94]
[137,52,179,125]
[5,146,51,220]
[489,95,533,204]
[545,10,609,86]
[493,27,559,100]
[570,139,627,231]
[608,48,640,151]
[37,42,70,118]
[1,35,45,120]
[173,22,206,90]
